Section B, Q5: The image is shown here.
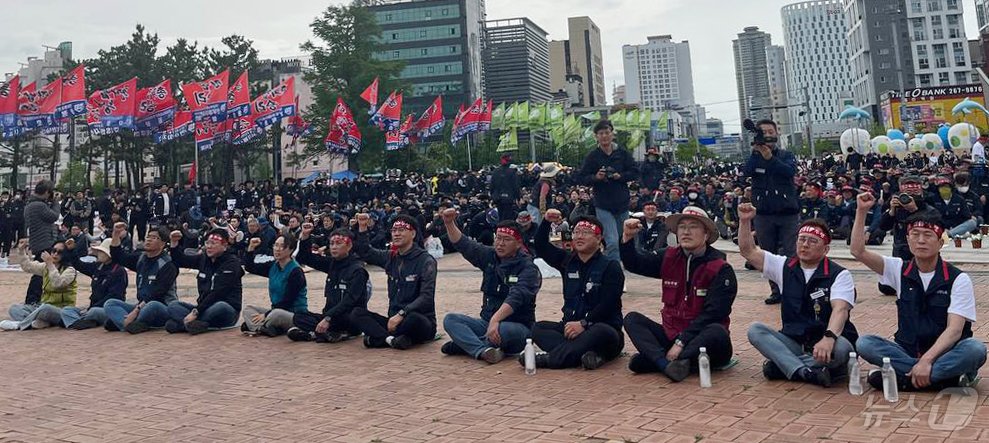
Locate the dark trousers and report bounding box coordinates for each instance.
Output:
[25,251,44,305]
[754,213,797,296]
[532,320,624,369]
[348,307,436,346]
[132,217,148,242]
[623,312,733,373]
[0,224,11,256]
[496,200,517,222]
[293,311,360,335]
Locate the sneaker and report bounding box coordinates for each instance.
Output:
[240,323,257,336]
[764,293,782,305]
[664,359,691,382]
[867,369,884,391]
[104,320,121,332]
[581,351,605,370]
[124,321,151,335]
[0,320,19,331]
[762,360,789,381]
[185,320,210,335]
[67,319,100,330]
[959,373,981,389]
[258,325,279,337]
[363,335,388,348]
[627,353,658,374]
[287,327,314,342]
[164,319,184,334]
[480,347,505,364]
[390,335,413,350]
[517,352,550,369]
[798,367,832,388]
[440,341,467,356]
[325,332,350,343]
[30,319,50,330]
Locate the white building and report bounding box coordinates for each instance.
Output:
[612,84,626,105]
[622,35,696,111]
[766,44,791,136]
[906,0,972,87]
[782,0,853,140]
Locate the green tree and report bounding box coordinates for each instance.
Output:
[300,0,409,173]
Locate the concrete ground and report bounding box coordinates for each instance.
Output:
[0,249,988,443]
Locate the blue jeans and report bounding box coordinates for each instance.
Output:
[167,301,239,331]
[747,322,853,379]
[526,204,543,226]
[61,306,109,328]
[856,335,987,382]
[103,299,171,330]
[594,207,628,261]
[443,313,530,358]
[948,219,978,237]
[10,303,65,330]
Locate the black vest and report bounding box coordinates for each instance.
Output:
[780,257,858,347]
[895,258,972,357]
[325,257,371,315]
[480,256,536,326]
[561,253,621,329]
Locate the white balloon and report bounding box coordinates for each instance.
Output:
[870,136,892,154]
[947,123,980,153]
[840,128,871,155]
[890,139,907,152]
[922,133,943,152]
[908,137,925,152]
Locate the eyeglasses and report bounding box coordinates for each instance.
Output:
[51,249,64,255]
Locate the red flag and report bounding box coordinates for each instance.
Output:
[450,104,466,144]
[181,69,229,122]
[478,100,493,132]
[463,98,484,133]
[0,76,19,128]
[252,76,296,129]
[17,79,61,128]
[325,97,361,154]
[231,111,263,145]
[55,65,86,119]
[227,71,250,119]
[370,90,402,131]
[386,114,415,151]
[154,108,194,144]
[286,96,313,139]
[414,96,445,140]
[188,160,197,184]
[360,76,379,114]
[195,119,226,151]
[135,79,177,135]
[86,77,138,135]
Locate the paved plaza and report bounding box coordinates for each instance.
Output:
[0,249,988,443]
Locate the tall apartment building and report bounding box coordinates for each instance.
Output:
[905,0,972,87]
[843,0,916,119]
[548,16,606,106]
[482,18,552,104]
[733,27,773,122]
[622,35,696,111]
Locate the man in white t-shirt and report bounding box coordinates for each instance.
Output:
[738,203,857,388]
[851,192,985,391]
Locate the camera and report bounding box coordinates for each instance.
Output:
[897,193,913,206]
[743,118,778,146]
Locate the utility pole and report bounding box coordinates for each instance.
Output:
[803,86,815,158]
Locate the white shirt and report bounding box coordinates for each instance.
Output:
[973,141,986,163]
[879,256,976,322]
[161,193,170,216]
[762,251,856,306]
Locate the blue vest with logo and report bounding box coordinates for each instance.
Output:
[562,254,620,329]
[895,258,972,357]
[780,257,858,347]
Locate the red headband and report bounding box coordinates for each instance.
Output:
[330,235,352,245]
[495,226,523,243]
[908,221,945,238]
[391,220,414,231]
[900,183,922,193]
[798,225,831,244]
[573,220,602,235]
[207,234,226,244]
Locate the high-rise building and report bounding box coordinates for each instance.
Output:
[622,35,696,111]
[733,27,773,122]
[548,16,606,106]
[843,0,915,120]
[766,44,790,131]
[978,0,989,33]
[482,18,551,104]
[612,84,626,105]
[782,0,853,139]
[368,0,486,116]
[905,0,972,87]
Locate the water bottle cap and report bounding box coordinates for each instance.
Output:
[526,338,532,344]
[699,347,707,352]
[882,357,890,363]
[850,352,857,358]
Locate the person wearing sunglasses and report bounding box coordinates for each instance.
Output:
[1,239,78,331]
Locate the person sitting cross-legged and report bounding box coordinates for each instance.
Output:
[165,228,244,335]
[240,233,308,337]
[0,239,78,331]
[101,225,179,334]
[439,207,542,364]
[60,238,128,330]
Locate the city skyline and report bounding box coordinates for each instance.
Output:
[0,0,982,132]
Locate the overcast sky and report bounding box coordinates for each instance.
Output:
[0,0,982,131]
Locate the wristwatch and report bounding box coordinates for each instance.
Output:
[398,309,407,317]
[674,338,685,348]
[823,330,838,340]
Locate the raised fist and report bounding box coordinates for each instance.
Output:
[623,218,642,241]
[856,192,875,212]
[441,208,458,224]
[170,230,183,245]
[737,203,756,222]
[248,237,262,251]
[65,238,76,250]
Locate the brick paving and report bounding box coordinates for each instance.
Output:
[0,251,987,443]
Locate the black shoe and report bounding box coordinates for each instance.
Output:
[325,331,350,343]
[258,325,279,337]
[628,354,658,374]
[390,335,413,350]
[363,335,388,348]
[664,359,691,382]
[164,319,184,334]
[867,369,883,391]
[744,262,756,271]
[185,320,210,335]
[878,283,897,296]
[441,341,467,356]
[481,347,505,364]
[104,320,121,332]
[764,293,782,305]
[581,351,605,370]
[314,333,330,343]
[287,327,314,342]
[798,367,832,388]
[68,319,99,330]
[517,353,550,368]
[124,321,151,335]
[762,360,788,381]
[240,323,251,333]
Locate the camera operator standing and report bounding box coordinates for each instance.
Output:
[878,175,940,263]
[575,120,639,262]
[741,119,798,305]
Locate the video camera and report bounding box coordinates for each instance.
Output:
[743,118,778,146]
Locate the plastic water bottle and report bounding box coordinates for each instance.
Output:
[848,352,863,396]
[882,357,899,402]
[698,347,712,388]
[524,338,536,376]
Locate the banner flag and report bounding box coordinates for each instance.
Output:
[134,79,177,136]
[360,76,379,115]
[17,80,61,129]
[55,64,86,119]
[154,108,195,144]
[181,69,229,122]
[253,76,296,129]
[413,95,444,140]
[86,77,138,135]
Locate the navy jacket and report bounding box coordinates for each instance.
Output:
[743,148,799,215]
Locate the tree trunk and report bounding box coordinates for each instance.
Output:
[10,137,20,190]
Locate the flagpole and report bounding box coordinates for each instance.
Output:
[194,140,199,187]
[529,130,536,163]
[466,134,473,171]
